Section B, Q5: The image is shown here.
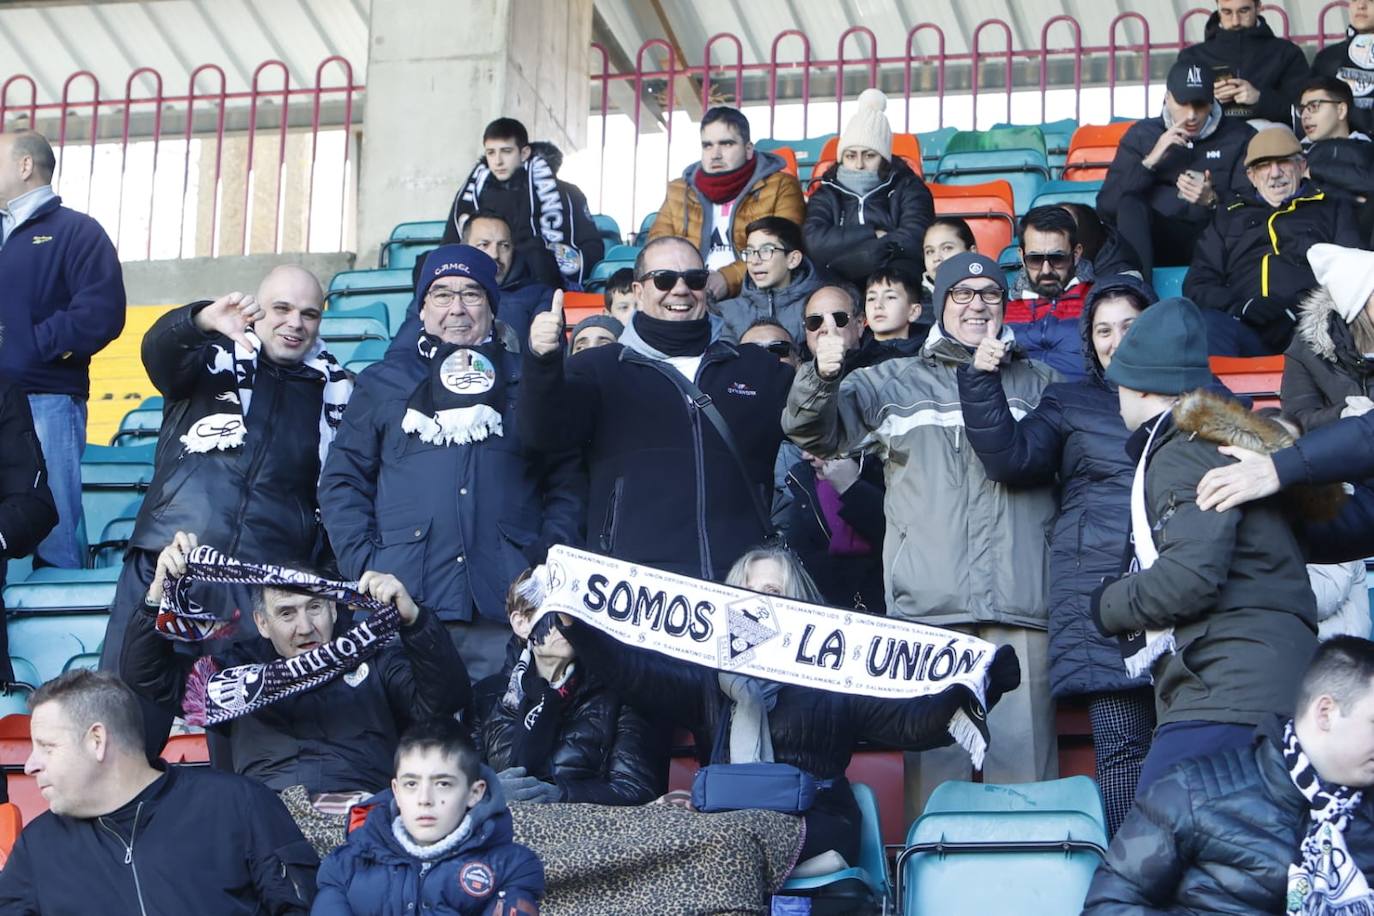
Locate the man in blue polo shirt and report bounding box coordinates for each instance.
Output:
[0,130,125,569]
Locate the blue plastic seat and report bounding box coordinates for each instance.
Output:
[380,240,437,270]
[1153,266,1188,299]
[328,268,414,295]
[80,445,154,563]
[778,782,890,908]
[917,126,960,175]
[389,220,446,242]
[320,301,390,339]
[585,260,636,291]
[8,613,107,685]
[592,213,622,246]
[636,212,658,244]
[343,338,389,376]
[998,244,1022,270]
[936,128,1052,216]
[330,291,413,335]
[88,500,141,569]
[111,399,164,447]
[603,244,642,263]
[1031,179,1103,210]
[898,776,1108,915]
[757,135,836,185]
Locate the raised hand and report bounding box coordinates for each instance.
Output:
[146,530,199,604]
[528,290,566,358]
[194,292,263,352]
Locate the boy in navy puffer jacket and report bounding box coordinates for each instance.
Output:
[314,719,544,915]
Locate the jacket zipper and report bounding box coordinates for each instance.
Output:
[599,478,625,552]
[826,175,895,228]
[99,802,149,916]
[230,370,285,553]
[689,399,714,579]
[788,471,830,538]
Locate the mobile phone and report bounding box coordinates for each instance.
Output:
[1211,65,1236,83]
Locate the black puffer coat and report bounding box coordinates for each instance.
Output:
[482,640,667,806]
[1083,717,1374,915]
[803,158,934,284]
[1175,12,1310,122]
[959,277,1154,698]
[1282,286,1374,432]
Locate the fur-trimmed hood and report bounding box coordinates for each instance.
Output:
[1296,286,1344,363]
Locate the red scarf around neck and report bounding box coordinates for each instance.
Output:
[694,157,756,204]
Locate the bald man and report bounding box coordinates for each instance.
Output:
[101,265,354,757]
[0,130,125,570]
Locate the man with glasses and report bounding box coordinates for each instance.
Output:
[1313,0,1374,136]
[320,245,584,679]
[1300,78,1374,243]
[719,216,822,346]
[1186,128,1361,356]
[1174,0,1308,122]
[521,235,794,581]
[785,252,1060,806]
[1008,206,1094,381]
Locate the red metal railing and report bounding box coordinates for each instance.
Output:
[0,57,362,261]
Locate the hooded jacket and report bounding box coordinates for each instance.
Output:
[803,158,935,285]
[1313,27,1374,135]
[1083,716,1374,915]
[0,763,318,915]
[314,773,543,915]
[648,150,806,298]
[519,314,794,582]
[1175,12,1311,122]
[1094,391,1320,727]
[319,328,585,623]
[129,302,343,569]
[783,323,1059,628]
[959,278,1154,697]
[1097,107,1253,232]
[482,639,666,806]
[1282,286,1374,432]
[716,254,824,345]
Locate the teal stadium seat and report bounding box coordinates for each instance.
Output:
[80,445,154,565]
[636,212,657,244]
[592,213,622,247]
[344,338,389,376]
[389,220,447,242]
[757,135,836,186]
[898,776,1108,915]
[328,268,416,334]
[586,244,642,291]
[1031,179,1103,210]
[381,241,437,270]
[997,119,1078,174]
[88,501,141,568]
[936,127,1052,217]
[778,782,890,910]
[918,126,960,176]
[111,396,164,447]
[319,301,391,364]
[5,567,116,685]
[1153,266,1187,299]
[997,244,1022,270]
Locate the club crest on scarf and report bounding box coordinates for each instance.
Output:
[403,337,506,445]
[719,595,780,669]
[440,349,496,395]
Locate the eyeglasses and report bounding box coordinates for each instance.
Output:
[741,244,788,262]
[948,286,1005,305]
[1023,252,1073,271]
[427,287,487,307]
[761,340,795,357]
[804,311,853,331]
[1298,99,1342,116]
[639,269,711,291]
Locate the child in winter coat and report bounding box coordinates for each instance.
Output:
[313,719,544,915]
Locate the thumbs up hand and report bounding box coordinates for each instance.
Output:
[529,290,566,357]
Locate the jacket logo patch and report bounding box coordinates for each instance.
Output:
[726,382,757,397]
[31,235,52,245]
[343,662,369,688]
[1206,150,1221,159]
[459,862,495,898]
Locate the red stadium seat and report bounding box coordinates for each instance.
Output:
[1062,121,1136,182]
[0,802,21,867]
[928,180,1018,257]
[1210,355,1285,410]
[161,731,210,764]
[845,748,905,847]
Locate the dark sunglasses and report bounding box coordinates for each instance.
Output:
[804,311,852,332]
[1024,252,1073,271]
[762,340,795,357]
[639,269,710,291]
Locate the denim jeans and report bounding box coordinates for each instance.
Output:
[27,393,86,568]
[1199,308,1276,357]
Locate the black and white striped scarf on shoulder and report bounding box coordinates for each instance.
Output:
[1284,718,1374,915]
[179,329,352,469]
[156,545,401,727]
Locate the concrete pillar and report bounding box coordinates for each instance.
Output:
[356,0,593,264]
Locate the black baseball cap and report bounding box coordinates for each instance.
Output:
[1166,60,1213,106]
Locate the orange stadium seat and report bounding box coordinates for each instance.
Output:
[562,291,605,339]
[1210,355,1285,410]
[806,133,924,194]
[772,146,800,178]
[0,802,21,868]
[1062,121,1135,182]
[928,180,1018,257]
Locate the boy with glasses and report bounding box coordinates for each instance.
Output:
[785,252,1060,808]
[718,216,822,346]
[1008,206,1095,381]
[1301,77,1374,244]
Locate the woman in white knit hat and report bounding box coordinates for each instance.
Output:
[804,88,935,285]
[1280,243,1374,431]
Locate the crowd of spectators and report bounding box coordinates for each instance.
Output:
[5,1,1374,911]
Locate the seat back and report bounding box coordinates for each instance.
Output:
[779,781,890,906]
[380,240,438,270]
[636,211,658,244]
[945,126,1048,158]
[845,748,906,846]
[929,180,1018,258]
[1210,355,1285,409]
[1063,121,1136,182]
[343,338,389,375]
[1152,265,1187,299]
[592,213,622,246]
[1031,179,1103,210]
[328,268,414,294]
[934,146,1049,216]
[7,611,109,685]
[0,802,20,868]
[562,291,606,338]
[389,220,447,242]
[758,135,837,186]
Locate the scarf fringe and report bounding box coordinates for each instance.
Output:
[401,404,503,445]
[181,655,219,728]
[1124,631,1175,680]
[949,707,988,771]
[516,565,551,609]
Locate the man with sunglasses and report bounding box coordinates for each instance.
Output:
[1186,128,1361,356]
[1007,206,1094,382]
[785,252,1060,805]
[521,236,794,582]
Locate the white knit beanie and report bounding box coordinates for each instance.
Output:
[1309,243,1374,323]
[840,88,893,161]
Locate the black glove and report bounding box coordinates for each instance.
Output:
[1090,578,1115,638]
[1237,297,1298,351]
[984,645,1021,710]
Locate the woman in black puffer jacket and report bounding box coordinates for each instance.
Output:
[957,274,1157,837]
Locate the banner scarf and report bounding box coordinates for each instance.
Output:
[157,545,402,727]
[1120,413,1173,679]
[522,545,1003,767]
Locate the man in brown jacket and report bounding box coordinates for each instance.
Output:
[649,106,805,301]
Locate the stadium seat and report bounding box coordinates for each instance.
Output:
[111,396,164,447]
[320,302,391,364]
[88,501,141,568]
[845,747,906,847]
[162,731,210,764]
[0,801,20,868]
[1211,355,1285,409]
[381,221,446,269]
[935,128,1051,217]
[0,682,32,719]
[4,565,119,613]
[898,776,1109,915]
[778,782,890,908]
[80,444,154,563]
[343,338,389,376]
[1062,121,1135,182]
[757,135,836,186]
[636,211,658,244]
[327,268,415,333]
[390,220,447,242]
[997,243,1022,270]
[1152,266,1187,299]
[1031,179,1103,210]
[562,291,606,335]
[929,180,1018,259]
[918,126,960,175]
[586,246,641,292]
[7,610,108,686]
[0,716,44,825]
[593,213,622,247]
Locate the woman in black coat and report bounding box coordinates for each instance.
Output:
[956,274,1156,837]
[482,574,667,807]
[1282,245,1374,432]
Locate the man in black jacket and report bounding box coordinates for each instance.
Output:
[1313,0,1374,136]
[1097,60,1254,282]
[122,531,471,798]
[521,236,794,582]
[1186,128,1361,355]
[1302,76,1374,242]
[101,265,354,753]
[1084,637,1374,915]
[0,669,317,914]
[1175,0,1309,123]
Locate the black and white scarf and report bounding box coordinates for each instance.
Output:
[401,335,506,445]
[453,154,582,283]
[181,330,352,470]
[1284,719,1374,915]
[499,643,577,775]
[157,545,402,727]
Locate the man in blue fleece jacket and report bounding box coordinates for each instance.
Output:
[0,130,126,569]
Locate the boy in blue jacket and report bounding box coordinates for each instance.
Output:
[315,718,544,915]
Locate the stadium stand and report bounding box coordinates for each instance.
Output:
[933,126,1051,216]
